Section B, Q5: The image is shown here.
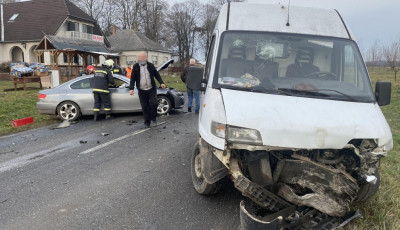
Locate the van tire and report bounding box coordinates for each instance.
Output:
[357,165,380,201]
[191,141,221,195]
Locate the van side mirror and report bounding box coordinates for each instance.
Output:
[375,81,391,106]
[200,78,208,91]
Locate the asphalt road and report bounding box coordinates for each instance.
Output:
[0,110,242,230]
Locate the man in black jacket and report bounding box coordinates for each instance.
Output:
[129,52,166,127]
[93,59,115,121]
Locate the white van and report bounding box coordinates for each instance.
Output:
[190,2,393,227]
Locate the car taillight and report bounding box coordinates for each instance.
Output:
[38,93,47,99]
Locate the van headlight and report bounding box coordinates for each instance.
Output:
[211,121,226,138]
[227,126,263,145]
[211,121,262,145]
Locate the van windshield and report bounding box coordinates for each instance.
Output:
[213,31,375,102]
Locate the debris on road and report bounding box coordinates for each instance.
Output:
[173,129,179,134]
[79,140,87,144]
[51,120,70,129]
[101,133,109,136]
[127,120,138,125]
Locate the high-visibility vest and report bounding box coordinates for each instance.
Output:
[125,67,132,79]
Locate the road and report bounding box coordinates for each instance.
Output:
[0,110,242,230]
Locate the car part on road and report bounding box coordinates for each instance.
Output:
[157,95,171,115]
[239,200,363,230]
[57,101,80,121]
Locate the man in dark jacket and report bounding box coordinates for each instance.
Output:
[181,58,203,113]
[129,52,166,127]
[112,63,123,75]
[93,59,115,121]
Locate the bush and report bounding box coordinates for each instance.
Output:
[0,62,11,73]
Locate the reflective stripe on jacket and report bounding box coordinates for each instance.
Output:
[93,67,114,93]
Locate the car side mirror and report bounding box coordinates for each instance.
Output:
[375,81,391,106]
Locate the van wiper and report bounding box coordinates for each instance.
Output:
[278,88,360,102]
[312,89,360,102]
[278,88,331,97]
[251,86,292,96]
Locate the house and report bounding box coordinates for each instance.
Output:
[108,29,172,68]
[0,0,110,67]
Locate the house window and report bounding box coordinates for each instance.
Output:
[81,24,87,33]
[163,56,168,63]
[152,56,158,65]
[126,55,137,64]
[8,14,19,22]
[63,54,68,63]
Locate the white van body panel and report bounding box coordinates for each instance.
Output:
[216,3,350,39]
[221,88,392,150]
[199,88,227,150]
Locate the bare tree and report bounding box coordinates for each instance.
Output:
[382,41,400,80]
[198,3,219,60]
[99,0,117,36]
[167,0,201,64]
[70,0,106,21]
[139,0,168,42]
[367,40,381,69]
[116,0,142,30]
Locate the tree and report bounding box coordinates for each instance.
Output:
[70,0,106,21]
[198,3,219,60]
[382,41,400,80]
[100,0,117,37]
[140,0,168,42]
[167,0,201,64]
[116,0,142,30]
[367,40,381,69]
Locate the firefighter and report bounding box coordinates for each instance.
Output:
[112,63,123,75]
[93,59,115,121]
[78,65,95,77]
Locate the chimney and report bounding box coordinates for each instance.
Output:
[112,25,116,35]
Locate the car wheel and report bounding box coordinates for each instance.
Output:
[57,101,80,121]
[357,165,380,201]
[157,95,171,115]
[191,141,221,195]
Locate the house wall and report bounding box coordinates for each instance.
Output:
[0,41,42,64]
[119,50,171,68]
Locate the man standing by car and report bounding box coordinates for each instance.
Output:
[129,52,166,127]
[112,63,123,75]
[181,58,203,113]
[93,59,115,121]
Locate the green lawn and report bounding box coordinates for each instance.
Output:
[162,74,187,92]
[0,81,59,136]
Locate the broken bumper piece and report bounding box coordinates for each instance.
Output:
[239,200,363,230]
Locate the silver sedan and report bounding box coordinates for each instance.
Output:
[37,74,185,121]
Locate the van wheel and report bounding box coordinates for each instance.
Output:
[191,141,221,195]
[357,165,380,201]
[57,101,80,121]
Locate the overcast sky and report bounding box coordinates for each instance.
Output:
[172,0,400,52]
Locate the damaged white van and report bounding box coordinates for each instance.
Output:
[191,2,393,228]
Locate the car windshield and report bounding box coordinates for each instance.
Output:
[213,31,375,102]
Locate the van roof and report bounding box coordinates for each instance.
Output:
[216,3,352,39]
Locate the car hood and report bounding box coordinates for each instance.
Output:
[221,88,392,149]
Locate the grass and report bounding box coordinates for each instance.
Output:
[0,81,59,136]
[161,74,187,92]
[0,71,399,228]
